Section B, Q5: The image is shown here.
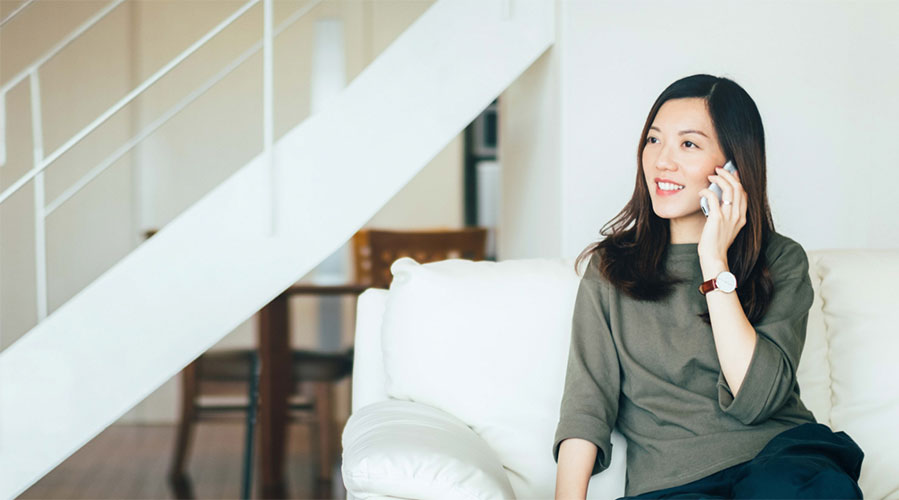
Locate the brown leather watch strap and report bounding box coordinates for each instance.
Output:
[698,278,717,295]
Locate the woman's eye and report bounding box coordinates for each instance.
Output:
[683,141,697,148]
[646,137,658,144]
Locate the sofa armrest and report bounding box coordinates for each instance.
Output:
[342,399,515,500]
[352,289,391,412]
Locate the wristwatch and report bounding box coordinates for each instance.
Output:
[699,271,737,295]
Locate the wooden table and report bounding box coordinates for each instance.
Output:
[257,282,369,499]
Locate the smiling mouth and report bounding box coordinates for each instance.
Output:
[656,182,685,193]
[656,186,684,197]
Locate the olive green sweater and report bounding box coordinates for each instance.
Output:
[552,232,817,497]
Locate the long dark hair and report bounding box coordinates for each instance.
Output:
[574,74,777,325]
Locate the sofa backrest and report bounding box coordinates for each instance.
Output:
[804,249,899,500]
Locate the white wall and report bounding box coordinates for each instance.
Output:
[500,0,899,261]
[497,1,562,260]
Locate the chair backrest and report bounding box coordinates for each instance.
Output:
[350,227,488,289]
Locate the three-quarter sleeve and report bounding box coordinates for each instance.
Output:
[552,253,621,476]
[717,241,815,426]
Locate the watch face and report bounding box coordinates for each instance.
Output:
[717,272,737,292]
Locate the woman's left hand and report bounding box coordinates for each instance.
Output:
[698,166,747,264]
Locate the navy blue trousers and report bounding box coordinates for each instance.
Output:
[619,423,865,499]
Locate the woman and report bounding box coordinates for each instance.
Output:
[552,74,864,499]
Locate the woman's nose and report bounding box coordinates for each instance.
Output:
[655,147,676,170]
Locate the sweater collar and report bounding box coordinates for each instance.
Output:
[667,242,698,257]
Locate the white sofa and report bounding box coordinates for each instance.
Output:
[341,250,899,499]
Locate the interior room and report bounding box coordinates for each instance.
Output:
[1,0,897,499]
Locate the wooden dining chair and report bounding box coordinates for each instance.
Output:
[166,226,488,499]
[353,227,489,288]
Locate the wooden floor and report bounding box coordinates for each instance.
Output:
[20,421,346,500]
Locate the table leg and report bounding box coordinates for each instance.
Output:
[314,382,334,483]
[258,295,290,499]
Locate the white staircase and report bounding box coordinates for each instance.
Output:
[0,0,554,496]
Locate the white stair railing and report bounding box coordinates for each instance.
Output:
[41,0,320,217]
[0,0,321,322]
[1,0,128,320]
[0,0,126,169]
[1,0,125,93]
[1,0,254,196]
[0,0,37,27]
[0,0,554,497]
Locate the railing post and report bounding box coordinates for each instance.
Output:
[1,92,6,167]
[29,71,48,321]
[264,0,276,236]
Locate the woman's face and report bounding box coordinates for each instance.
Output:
[642,97,728,221]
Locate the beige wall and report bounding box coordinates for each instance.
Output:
[0,0,462,426]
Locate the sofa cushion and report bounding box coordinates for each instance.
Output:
[342,399,515,499]
[815,249,899,500]
[380,257,580,499]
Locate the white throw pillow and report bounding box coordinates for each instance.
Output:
[379,256,581,499]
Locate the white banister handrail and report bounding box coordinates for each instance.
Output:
[0,0,127,94]
[43,0,323,216]
[0,0,37,28]
[0,0,259,206]
[263,0,276,236]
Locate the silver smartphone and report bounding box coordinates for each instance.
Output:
[700,160,738,217]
